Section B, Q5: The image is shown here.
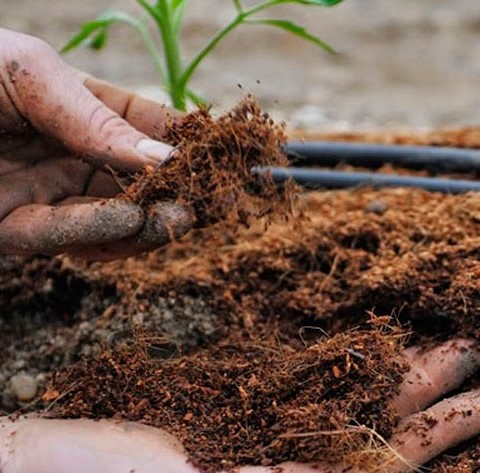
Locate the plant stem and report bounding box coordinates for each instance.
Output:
[157,0,186,110]
[137,26,168,85]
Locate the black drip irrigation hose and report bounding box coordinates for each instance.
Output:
[285,141,480,173]
[257,141,480,194]
[260,168,480,194]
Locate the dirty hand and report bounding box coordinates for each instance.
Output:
[0,28,191,261]
[1,339,479,473]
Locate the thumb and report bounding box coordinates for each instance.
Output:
[1,30,173,171]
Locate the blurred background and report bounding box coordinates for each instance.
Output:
[2,0,479,130]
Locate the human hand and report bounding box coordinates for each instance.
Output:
[1,339,479,473]
[0,28,191,261]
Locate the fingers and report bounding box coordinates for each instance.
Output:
[0,29,173,171]
[0,175,193,260]
[261,343,480,473]
[69,202,194,261]
[0,418,198,473]
[0,162,121,222]
[393,339,480,417]
[83,75,184,140]
[0,200,144,256]
[389,389,480,473]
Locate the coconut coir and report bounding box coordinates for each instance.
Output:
[126,96,295,228]
[1,123,480,472]
[49,319,408,472]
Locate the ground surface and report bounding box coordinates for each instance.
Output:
[2,0,480,128]
[1,124,480,470]
[1,183,480,471]
[2,2,480,471]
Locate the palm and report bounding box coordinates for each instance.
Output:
[0,126,157,260]
[0,133,119,223]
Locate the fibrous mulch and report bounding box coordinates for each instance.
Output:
[1,108,480,471]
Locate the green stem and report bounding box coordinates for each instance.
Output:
[137,26,167,84]
[157,0,186,110]
[179,0,283,89]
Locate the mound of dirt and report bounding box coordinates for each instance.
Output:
[1,124,480,472]
[96,188,480,345]
[49,319,408,471]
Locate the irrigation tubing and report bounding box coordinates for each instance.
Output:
[284,141,480,173]
[263,167,480,194]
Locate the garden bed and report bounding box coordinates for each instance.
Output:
[1,113,480,471]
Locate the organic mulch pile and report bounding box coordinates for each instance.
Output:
[49,321,408,471]
[1,110,480,472]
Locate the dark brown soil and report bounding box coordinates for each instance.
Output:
[1,125,480,472]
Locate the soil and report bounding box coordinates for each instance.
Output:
[1,121,480,470]
[2,2,480,469]
[127,97,293,228]
[50,321,408,471]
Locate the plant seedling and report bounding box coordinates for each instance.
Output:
[63,0,344,111]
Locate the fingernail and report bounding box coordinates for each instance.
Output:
[136,139,174,163]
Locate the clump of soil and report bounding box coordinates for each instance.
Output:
[48,318,408,471]
[127,96,295,227]
[0,256,118,410]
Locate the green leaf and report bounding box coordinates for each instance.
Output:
[89,27,109,50]
[186,88,208,107]
[171,0,187,10]
[61,9,142,53]
[246,18,336,53]
[61,19,109,53]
